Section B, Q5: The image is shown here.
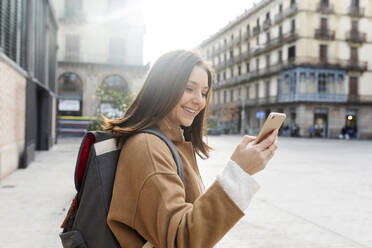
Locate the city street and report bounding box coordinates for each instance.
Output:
[0,135,371,248]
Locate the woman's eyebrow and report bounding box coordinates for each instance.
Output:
[188,80,209,90]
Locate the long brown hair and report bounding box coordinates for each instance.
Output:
[102,50,214,158]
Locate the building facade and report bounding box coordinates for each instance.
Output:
[53,0,148,120]
[199,0,372,139]
[0,0,58,179]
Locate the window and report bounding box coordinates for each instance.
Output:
[278,50,283,63]
[238,65,241,76]
[65,34,80,61]
[349,77,358,96]
[351,20,359,32]
[65,0,82,17]
[321,18,328,30]
[217,73,220,82]
[223,71,226,80]
[256,58,260,71]
[109,38,125,63]
[256,18,260,27]
[230,49,234,59]
[288,46,296,62]
[266,54,270,68]
[224,53,227,61]
[230,89,234,102]
[352,0,359,7]
[256,36,259,45]
[291,0,296,7]
[265,81,271,98]
[266,12,270,20]
[246,86,250,99]
[350,47,358,63]
[218,90,221,103]
[246,24,250,35]
[321,0,329,6]
[279,4,283,12]
[319,44,328,63]
[246,62,250,73]
[266,32,271,43]
[279,25,283,37]
[231,34,234,41]
[58,72,82,94]
[230,67,234,78]
[291,19,296,33]
[255,83,259,99]
[247,42,250,54]
[0,0,23,64]
[318,73,327,93]
[224,90,227,103]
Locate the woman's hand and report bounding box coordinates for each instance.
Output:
[230,129,278,175]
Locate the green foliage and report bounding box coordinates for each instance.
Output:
[88,84,134,131]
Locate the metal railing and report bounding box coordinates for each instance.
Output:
[315,28,335,40]
[274,4,298,24]
[316,3,334,13]
[345,31,366,43]
[348,6,365,17]
[263,19,271,30]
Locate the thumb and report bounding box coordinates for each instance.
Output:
[240,135,256,147]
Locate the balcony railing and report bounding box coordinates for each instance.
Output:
[253,26,260,36]
[263,19,271,30]
[274,4,298,24]
[315,28,335,40]
[278,93,347,103]
[316,3,334,13]
[253,30,299,56]
[213,56,368,88]
[348,6,365,17]
[345,31,366,43]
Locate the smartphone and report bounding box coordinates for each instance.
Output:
[252,112,286,145]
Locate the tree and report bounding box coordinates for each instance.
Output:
[89,83,134,130]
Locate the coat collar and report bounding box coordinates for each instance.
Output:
[156,117,185,144]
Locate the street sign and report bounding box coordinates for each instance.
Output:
[256,111,265,119]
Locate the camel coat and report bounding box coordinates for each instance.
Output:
[107,119,247,248]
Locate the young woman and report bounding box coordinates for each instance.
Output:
[104,50,278,248]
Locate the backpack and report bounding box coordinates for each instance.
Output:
[59,126,184,248]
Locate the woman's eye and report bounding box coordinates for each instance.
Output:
[202,92,208,97]
[185,87,193,92]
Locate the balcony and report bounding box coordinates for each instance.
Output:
[316,3,334,14]
[253,26,260,36]
[315,28,335,40]
[348,6,365,17]
[253,30,299,56]
[345,60,368,71]
[275,4,298,24]
[263,19,271,30]
[278,93,347,103]
[345,31,366,43]
[226,57,234,67]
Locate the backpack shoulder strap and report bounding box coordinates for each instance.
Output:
[141,126,184,184]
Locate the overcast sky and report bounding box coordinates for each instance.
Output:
[139,0,256,65]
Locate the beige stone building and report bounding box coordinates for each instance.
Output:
[199,0,372,139]
[53,0,148,119]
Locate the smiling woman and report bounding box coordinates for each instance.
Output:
[102,50,279,248]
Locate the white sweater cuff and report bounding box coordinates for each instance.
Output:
[216,160,260,212]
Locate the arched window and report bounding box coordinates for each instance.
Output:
[102,74,128,94]
[58,72,83,95]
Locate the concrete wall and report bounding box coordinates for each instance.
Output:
[0,60,26,179]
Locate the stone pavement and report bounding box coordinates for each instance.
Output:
[0,136,371,248]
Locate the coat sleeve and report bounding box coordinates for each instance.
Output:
[108,134,245,248]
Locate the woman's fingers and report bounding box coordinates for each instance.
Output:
[240,135,256,147]
[256,129,278,151]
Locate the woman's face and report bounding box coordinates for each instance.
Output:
[167,66,209,127]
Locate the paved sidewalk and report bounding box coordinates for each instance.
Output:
[0,136,371,247]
